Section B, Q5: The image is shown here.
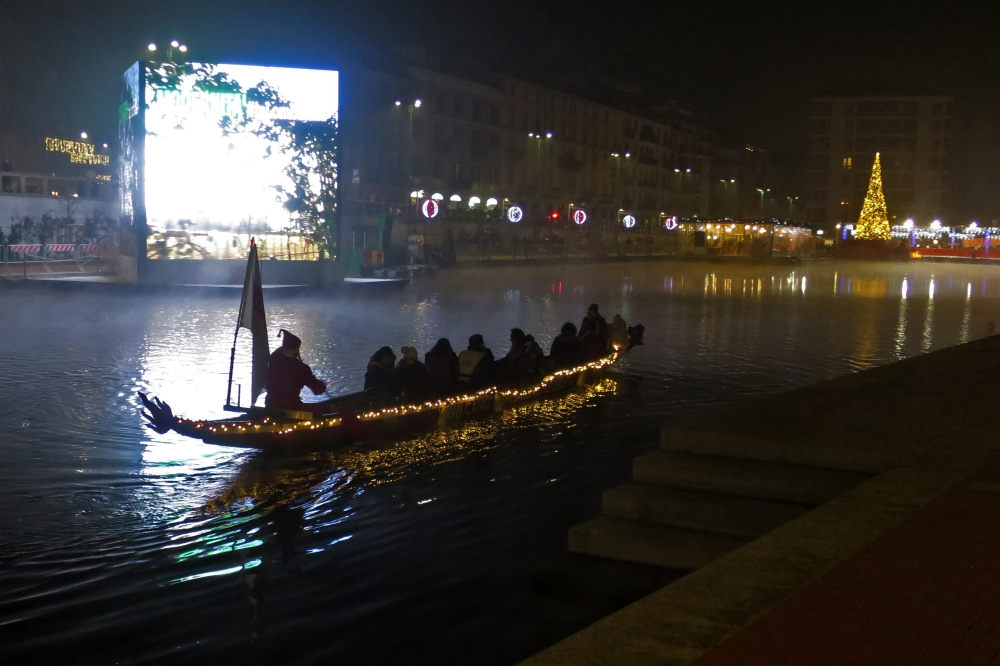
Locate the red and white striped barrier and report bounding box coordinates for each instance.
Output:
[79,244,101,253]
[46,244,75,252]
[8,244,42,253]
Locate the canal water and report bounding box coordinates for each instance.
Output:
[2,260,999,664]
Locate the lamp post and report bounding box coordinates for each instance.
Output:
[395,98,422,182]
[719,179,736,217]
[147,39,188,62]
[529,131,553,202]
[756,187,770,215]
[786,196,798,220]
[612,152,632,227]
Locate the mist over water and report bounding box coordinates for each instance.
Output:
[2,260,998,664]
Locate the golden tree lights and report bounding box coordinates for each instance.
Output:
[855,152,891,240]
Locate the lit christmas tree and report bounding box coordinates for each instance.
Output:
[855,152,891,240]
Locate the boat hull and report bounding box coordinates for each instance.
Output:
[165,356,616,449]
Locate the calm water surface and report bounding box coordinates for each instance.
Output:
[2,260,999,664]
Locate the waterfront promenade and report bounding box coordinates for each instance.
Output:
[522,333,1000,665]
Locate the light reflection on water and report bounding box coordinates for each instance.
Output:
[3,260,1000,663]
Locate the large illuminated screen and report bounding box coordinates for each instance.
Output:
[143,62,338,260]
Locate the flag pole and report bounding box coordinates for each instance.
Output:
[225,327,239,407]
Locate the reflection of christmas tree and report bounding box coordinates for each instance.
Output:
[855,152,891,240]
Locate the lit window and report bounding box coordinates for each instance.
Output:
[843,157,852,169]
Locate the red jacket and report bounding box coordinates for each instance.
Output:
[265,350,326,410]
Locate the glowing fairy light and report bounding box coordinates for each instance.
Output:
[176,351,623,442]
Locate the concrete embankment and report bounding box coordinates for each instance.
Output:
[522,334,1000,666]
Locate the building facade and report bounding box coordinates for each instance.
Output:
[338,62,778,237]
[806,96,953,230]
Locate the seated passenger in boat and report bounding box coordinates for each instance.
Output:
[425,338,459,392]
[550,322,584,368]
[265,329,327,412]
[458,334,495,387]
[521,334,545,376]
[609,314,629,350]
[364,346,397,405]
[578,303,609,359]
[498,328,527,378]
[395,346,433,401]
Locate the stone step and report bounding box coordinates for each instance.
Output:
[661,424,892,474]
[568,516,749,569]
[633,450,870,505]
[603,482,811,538]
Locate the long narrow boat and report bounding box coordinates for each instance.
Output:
[140,349,625,449]
[139,239,642,450]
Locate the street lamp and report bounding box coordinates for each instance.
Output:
[147,39,187,61]
[786,196,798,218]
[611,151,631,215]
[394,98,422,180]
[756,188,770,212]
[530,131,553,192]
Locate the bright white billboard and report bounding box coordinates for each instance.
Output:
[139,62,338,258]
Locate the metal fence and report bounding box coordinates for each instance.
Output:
[2,243,107,276]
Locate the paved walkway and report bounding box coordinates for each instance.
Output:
[692,460,1000,666]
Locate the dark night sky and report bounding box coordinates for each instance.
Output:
[7,0,1000,170]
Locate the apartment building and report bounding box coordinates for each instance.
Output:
[337,62,756,230]
[806,96,953,229]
